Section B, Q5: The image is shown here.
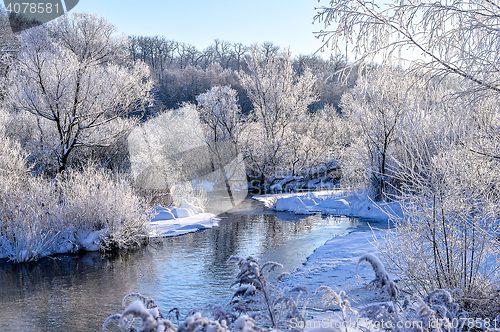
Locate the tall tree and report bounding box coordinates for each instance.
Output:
[238,48,317,188]
[340,67,419,200]
[314,0,500,97]
[5,13,153,173]
[196,85,243,206]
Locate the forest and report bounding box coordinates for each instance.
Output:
[1,0,500,330]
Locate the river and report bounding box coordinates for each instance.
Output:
[0,196,386,332]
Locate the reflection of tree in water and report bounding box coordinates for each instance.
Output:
[199,214,258,288]
[260,213,319,251]
[198,208,321,284]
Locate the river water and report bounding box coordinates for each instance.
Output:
[0,197,385,332]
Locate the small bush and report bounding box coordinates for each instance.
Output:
[57,163,153,251]
[0,132,152,262]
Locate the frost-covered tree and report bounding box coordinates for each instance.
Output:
[196,86,243,206]
[128,35,178,72]
[197,85,242,146]
[128,104,215,207]
[4,13,153,173]
[238,48,318,187]
[340,67,421,200]
[314,0,500,99]
[314,0,500,156]
[0,8,18,95]
[232,42,248,71]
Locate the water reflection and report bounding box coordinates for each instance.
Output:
[0,198,383,332]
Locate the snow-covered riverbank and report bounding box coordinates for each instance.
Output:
[149,204,220,237]
[253,189,402,220]
[283,229,398,307]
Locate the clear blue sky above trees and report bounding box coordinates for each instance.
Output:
[73,0,330,57]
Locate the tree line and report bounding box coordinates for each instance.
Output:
[127,35,354,113]
[0,8,355,187]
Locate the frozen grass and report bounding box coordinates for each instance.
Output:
[0,132,152,262]
[104,254,476,332]
[104,256,308,332]
[57,164,153,251]
[227,255,309,330]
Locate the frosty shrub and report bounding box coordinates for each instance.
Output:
[103,292,262,332]
[0,131,62,262]
[227,256,308,330]
[357,254,399,301]
[57,163,153,251]
[381,143,500,315]
[315,287,358,332]
[0,136,152,262]
[169,182,208,211]
[352,254,468,332]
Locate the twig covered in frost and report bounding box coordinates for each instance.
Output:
[315,286,358,332]
[103,293,263,332]
[357,254,399,301]
[227,255,308,330]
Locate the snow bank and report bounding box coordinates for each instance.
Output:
[150,205,220,237]
[282,230,392,295]
[254,190,402,221]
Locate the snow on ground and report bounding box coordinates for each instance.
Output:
[282,229,397,309]
[149,204,220,237]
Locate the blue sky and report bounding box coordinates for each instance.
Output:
[71,0,331,57]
